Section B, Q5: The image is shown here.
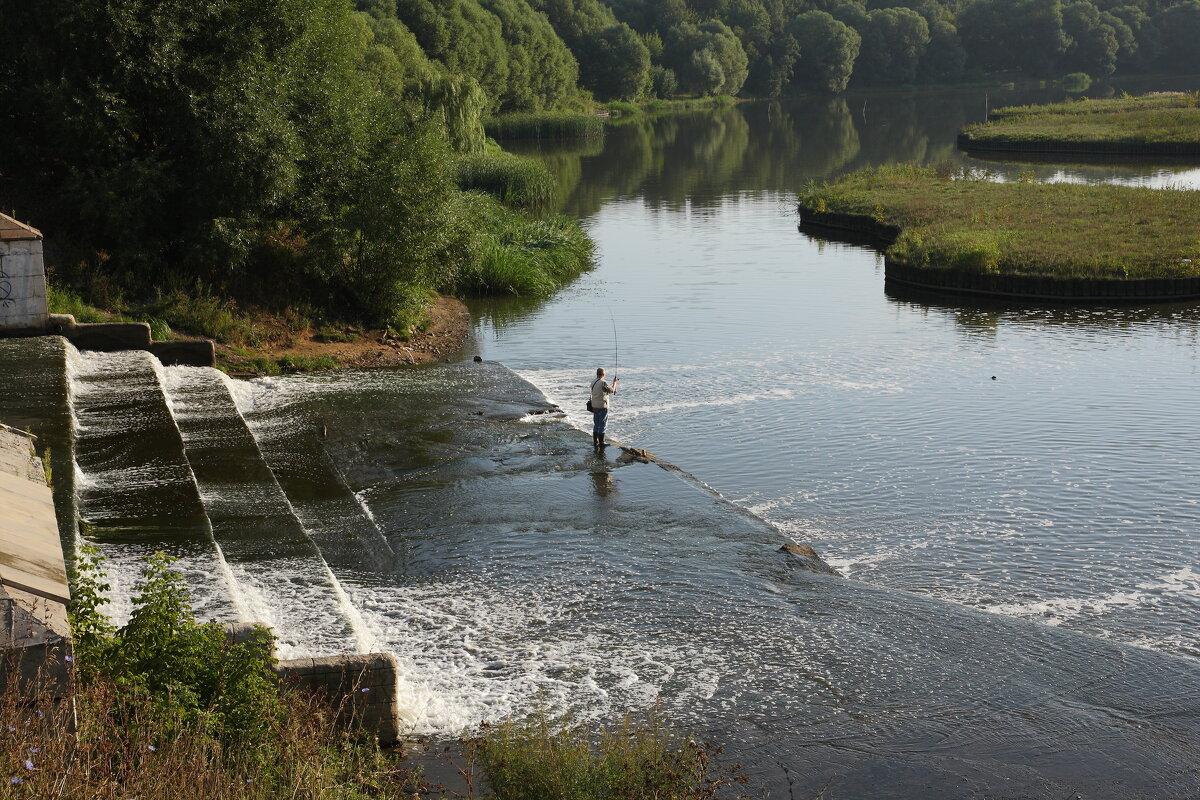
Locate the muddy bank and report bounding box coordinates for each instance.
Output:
[219,295,470,374]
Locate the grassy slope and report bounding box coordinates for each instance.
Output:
[798,165,1200,280]
[962,93,1200,146]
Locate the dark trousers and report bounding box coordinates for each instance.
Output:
[591,408,608,437]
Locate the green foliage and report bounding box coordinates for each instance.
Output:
[69,550,280,750]
[457,152,558,209]
[452,194,595,296]
[485,112,605,140]
[664,20,749,97]
[1062,1,1120,76]
[46,284,107,324]
[147,291,264,345]
[1062,72,1093,91]
[472,708,742,800]
[788,11,861,93]
[391,0,579,112]
[855,7,931,85]
[578,23,652,102]
[798,164,1200,280]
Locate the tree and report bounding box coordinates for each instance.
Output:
[919,18,967,82]
[1062,1,1119,75]
[664,20,750,96]
[1155,0,1200,73]
[788,10,862,92]
[855,7,931,84]
[1109,4,1160,70]
[579,23,652,100]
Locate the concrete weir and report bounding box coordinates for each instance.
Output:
[0,213,214,367]
[0,424,71,693]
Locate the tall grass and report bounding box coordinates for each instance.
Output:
[452,193,595,297]
[46,283,107,323]
[485,112,604,141]
[471,709,745,800]
[146,290,264,345]
[0,665,421,800]
[798,164,1200,280]
[457,152,557,210]
[966,92,1200,145]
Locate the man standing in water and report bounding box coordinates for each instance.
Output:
[590,367,619,449]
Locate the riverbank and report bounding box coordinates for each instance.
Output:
[959,92,1200,155]
[217,295,471,376]
[798,164,1200,300]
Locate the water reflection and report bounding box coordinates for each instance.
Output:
[511,74,1200,221]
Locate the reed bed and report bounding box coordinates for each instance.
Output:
[456,152,557,210]
[453,193,595,296]
[964,92,1200,146]
[484,112,604,141]
[798,164,1200,280]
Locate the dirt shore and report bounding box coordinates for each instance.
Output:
[217,295,472,375]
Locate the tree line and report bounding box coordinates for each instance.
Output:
[362,0,1200,104]
[0,0,589,332]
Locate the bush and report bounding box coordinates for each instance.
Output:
[485,112,605,140]
[70,548,281,750]
[22,547,425,798]
[456,152,557,210]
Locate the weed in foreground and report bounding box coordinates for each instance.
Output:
[466,709,748,800]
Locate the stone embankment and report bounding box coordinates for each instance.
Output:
[797,207,1200,303]
[0,423,71,694]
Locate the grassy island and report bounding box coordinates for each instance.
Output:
[959,93,1200,156]
[798,166,1200,299]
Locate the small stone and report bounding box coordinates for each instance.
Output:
[779,543,818,558]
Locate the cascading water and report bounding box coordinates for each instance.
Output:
[156,364,375,656]
[65,346,242,625]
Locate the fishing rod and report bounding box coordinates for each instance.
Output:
[609,309,619,379]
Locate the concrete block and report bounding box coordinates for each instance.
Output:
[66,322,152,351]
[275,652,403,744]
[149,340,216,367]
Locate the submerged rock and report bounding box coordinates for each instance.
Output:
[779,542,840,576]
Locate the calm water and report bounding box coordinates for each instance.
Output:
[470,78,1200,661]
[3,80,1200,797]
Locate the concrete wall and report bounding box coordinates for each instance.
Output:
[0,239,48,332]
[275,653,404,745]
[0,425,72,695]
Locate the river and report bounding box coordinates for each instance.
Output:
[2,79,1200,798]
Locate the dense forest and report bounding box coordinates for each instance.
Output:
[1,0,1196,334]
[367,0,1200,104]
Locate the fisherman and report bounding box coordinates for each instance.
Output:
[589,367,619,449]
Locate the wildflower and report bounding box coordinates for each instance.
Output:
[360,687,370,693]
[35,712,43,719]
[10,777,22,785]
[147,745,156,752]
[23,760,33,770]
[6,726,13,732]
[64,655,73,663]
[28,748,38,754]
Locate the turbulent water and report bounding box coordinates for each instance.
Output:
[2,80,1200,797]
